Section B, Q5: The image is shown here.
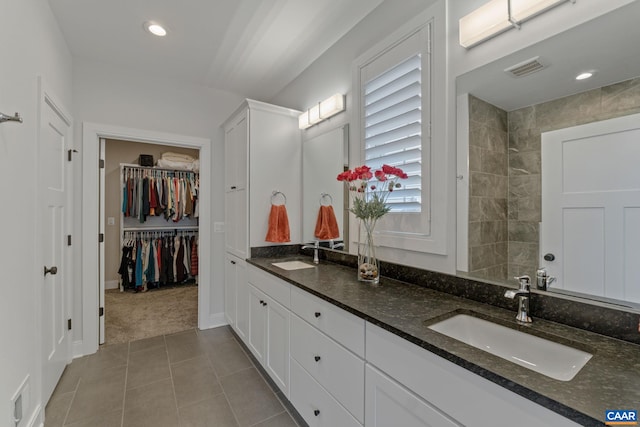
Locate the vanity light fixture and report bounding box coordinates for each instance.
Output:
[575,72,593,80]
[459,0,576,48]
[144,21,167,37]
[299,94,345,129]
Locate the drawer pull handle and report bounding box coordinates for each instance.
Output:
[314,312,321,318]
[314,355,321,362]
[314,409,320,417]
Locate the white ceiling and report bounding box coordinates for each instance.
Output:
[48,0,384,100]
[457,1,640,111]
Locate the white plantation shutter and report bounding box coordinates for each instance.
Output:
[354,14,446,256]
[364,54,422,212]
[352,4,452,257]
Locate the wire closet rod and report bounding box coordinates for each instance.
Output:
[121,163,199,174]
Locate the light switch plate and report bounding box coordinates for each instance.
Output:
[214,222,225,233]
[107,217,115,226]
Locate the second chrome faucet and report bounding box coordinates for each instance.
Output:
[504,275,532,324]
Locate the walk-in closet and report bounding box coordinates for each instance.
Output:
[104,139,201,345]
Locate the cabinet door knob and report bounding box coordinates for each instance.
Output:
[230,186,237,190]
[314,312,321,318]
[230,260,236,265]
[314,409,320,417]
[314,355,321,362]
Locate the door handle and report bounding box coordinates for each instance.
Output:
[44,266,58,276]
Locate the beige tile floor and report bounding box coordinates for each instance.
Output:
[44,327,303,427]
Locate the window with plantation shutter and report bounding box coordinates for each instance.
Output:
[353,14,449,257]
[364,54,422,213]
[351,4,450,263]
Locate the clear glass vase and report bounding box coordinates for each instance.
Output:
[357,219,379,285]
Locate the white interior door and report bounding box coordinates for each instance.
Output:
[40,91,72,403]
[541,113,640,305]
[99,138,106,344]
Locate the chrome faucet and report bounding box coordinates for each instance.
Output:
[535,267,556,291]
[301,240,320,264]
[504,275,532,324]
[329,240,344,250]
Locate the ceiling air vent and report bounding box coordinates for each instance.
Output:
[504,56,546,77]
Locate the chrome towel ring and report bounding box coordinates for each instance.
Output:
[271,190,287,205]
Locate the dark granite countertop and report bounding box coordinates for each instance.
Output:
[247,255,640,427]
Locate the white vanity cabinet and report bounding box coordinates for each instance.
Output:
[246,265,291,397]
[223,100,301,333]
[365,322,582,427]
[290,286,366,426]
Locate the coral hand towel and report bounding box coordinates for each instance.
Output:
[265,204,291,243]
[314,205,340,240]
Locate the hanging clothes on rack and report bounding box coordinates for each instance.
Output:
[121,165,200,225]
[118,230,199,292]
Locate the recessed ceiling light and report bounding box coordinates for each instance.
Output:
[144,22,167,37]
[575,72,593,81]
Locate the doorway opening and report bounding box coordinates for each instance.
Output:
[100,139,201,345]
[82,123,214,358]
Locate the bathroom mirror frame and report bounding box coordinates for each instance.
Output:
[301,124,349,250]
[455,1,640,312]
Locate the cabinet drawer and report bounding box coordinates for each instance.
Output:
[290,359,362,427]
[291,286,365,357]
[248,265,290,308]
[291,314,364,423]
[366,364,462,427]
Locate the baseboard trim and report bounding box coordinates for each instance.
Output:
[105,280,119,290]
[72,340,85,358]
[200,312,227,330]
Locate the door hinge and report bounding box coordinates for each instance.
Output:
[67,149,78,162]
[67,318,72,330]
[99,307,104,317]
[67,235,72,246]
[99,159,105,169]
[99,233,104,243]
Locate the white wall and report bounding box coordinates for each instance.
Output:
[72,58,244,348]
[270,0,458,274]
[0,1,72,425]
[270,0,638,275]
[448,0,636,78]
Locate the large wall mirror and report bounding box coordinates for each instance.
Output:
[456,1,640,311]
[302,125,349,249]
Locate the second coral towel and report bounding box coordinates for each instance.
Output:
[314,205,340,240]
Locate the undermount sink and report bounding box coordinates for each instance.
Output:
[271,260,316,271]
[428,314,592,381]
